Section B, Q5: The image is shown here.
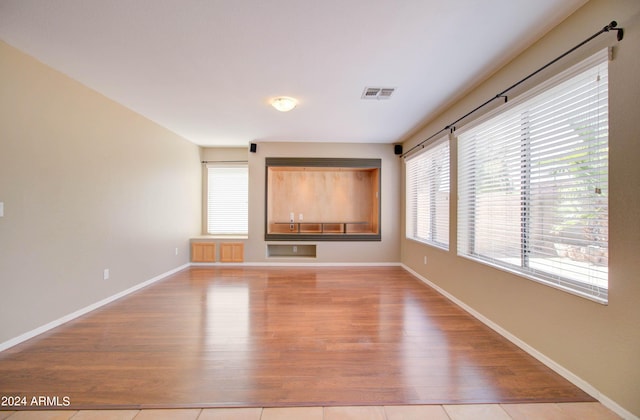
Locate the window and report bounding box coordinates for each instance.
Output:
[457,50,608,303]
[207,163,248,235]
[406,136,450,249]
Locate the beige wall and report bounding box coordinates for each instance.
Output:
[400,0,640,416]
[202,142,400,263]
[0,41,202,344]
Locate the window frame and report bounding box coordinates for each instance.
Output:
[206,162,249,236]
[405,135,450,250]
[456,49,609,303]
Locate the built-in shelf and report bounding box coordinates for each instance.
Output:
[265,158,381,242]
[267,244,317,258]
[272,222,369,234]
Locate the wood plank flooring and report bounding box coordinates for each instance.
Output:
[0,266,594,410]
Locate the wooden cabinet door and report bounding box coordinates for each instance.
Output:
[191,242,216,262]
[220,243,244,262]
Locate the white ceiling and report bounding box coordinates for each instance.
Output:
[0,0,586,147]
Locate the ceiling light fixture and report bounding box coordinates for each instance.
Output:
[271,96,298,112]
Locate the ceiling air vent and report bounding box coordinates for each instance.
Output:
[361,87,395,100]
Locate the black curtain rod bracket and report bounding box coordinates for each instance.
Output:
[604,20,624,41]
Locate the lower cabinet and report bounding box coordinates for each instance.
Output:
[190,241,244,263]
[191,242,216,262]
[220,243,244,262]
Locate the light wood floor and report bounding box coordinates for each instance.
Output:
[0,266,598,412]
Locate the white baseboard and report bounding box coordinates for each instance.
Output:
[0,263,190,352]
[401,264,637,420]
[192,262,402,267]
[599,394,639,420]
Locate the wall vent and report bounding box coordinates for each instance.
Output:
[361,87,395,100]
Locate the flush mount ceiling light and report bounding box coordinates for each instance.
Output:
[271,96,298,112]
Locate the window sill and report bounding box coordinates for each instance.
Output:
[406,236,449,252]
[193,235,248,240]
[457,253,608,305]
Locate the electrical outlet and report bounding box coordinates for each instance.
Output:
[299,213,303,221]
[423,256,428,265]
[175,247,179,256]
[103,269,110,280]
[293,245,298,253]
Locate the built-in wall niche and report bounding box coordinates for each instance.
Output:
[265,158,381,241]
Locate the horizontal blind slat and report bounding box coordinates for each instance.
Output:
[207,165,248,235]
[406,137,450,248]
[457,50,608,303]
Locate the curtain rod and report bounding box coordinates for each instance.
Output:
[401,20,624,159]
[201,160,248,164]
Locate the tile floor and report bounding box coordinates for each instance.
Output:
[0,402,623,419]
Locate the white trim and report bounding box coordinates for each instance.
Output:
[401,264,637,420]
[599,394,639,420]
[192,262,402,267]
[0,263,190,352]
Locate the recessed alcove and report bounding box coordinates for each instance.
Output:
[267,244,317,258]
[265,158,381,241]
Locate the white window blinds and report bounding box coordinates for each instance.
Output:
[207,164,248,235]
[406,136,450,249]
[457,50,608,303]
